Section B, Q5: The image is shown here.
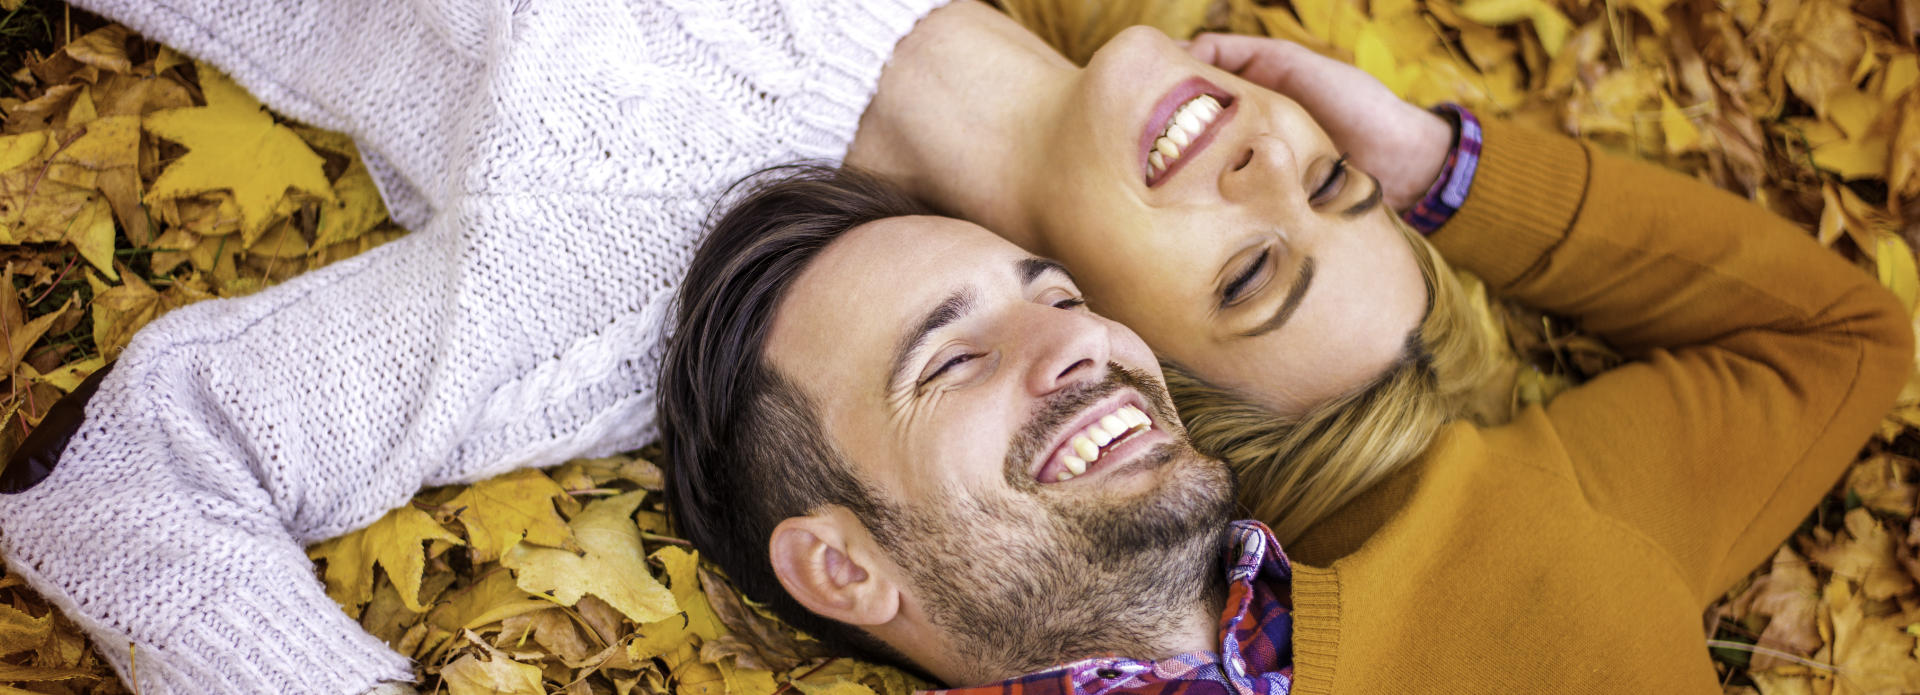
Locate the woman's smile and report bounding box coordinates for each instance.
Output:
[1140,77,1237,186]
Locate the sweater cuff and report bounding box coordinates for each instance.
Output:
[1287,563,1340,695]
[128,543,414,694]
[1429,119,1590,290]
[786,0,952,160]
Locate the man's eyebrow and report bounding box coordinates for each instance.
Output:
[1343,172,1384,218]
[1019,256,1074,286]
[1239,256,1315,338]
[888,287,977,393]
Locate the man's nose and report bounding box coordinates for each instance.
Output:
[1220,133,1305,208]
[1010,303,1111,396]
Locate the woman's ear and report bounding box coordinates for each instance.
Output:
[768,510,902,627]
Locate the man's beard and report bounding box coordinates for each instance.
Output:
[862,365,1237,686]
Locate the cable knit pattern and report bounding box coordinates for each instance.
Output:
[0,1,945,693]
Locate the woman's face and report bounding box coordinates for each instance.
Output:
[1010,27,1429,417]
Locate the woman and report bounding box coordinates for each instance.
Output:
[0,0,1904,693]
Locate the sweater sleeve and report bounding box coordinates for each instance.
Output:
[0,1,947,693]
[1431,121,1915,602]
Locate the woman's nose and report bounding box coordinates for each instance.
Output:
[1220,133,1306,207]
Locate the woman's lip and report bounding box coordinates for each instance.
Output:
[1138,76,1236,188]
[1029,391,1158,484]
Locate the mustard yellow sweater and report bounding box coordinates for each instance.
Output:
[1282,121,1914,693]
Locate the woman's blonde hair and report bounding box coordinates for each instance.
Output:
[1162,219,1502,543]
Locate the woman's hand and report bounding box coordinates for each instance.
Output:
[1186,33,1455,213]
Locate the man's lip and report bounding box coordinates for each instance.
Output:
[1138,76,1237,188]
[1028,391,1161,484]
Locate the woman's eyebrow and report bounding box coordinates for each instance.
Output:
[1019,256,1074,286]
[1240,257,1315,338]
[1343,173,1384,218]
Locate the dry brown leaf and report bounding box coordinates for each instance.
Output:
[1805,508,1915,601]
[1749,546,1826,669]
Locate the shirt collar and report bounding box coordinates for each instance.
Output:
[922,520,1294,695]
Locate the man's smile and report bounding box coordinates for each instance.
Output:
[1031,393,1167,484]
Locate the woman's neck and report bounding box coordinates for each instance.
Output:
[846,1,1076,240]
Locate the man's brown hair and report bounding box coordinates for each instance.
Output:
[659,164,931,665]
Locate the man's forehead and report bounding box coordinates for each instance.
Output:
[766,216,1026,387]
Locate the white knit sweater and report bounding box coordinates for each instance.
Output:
[0,1,944,693]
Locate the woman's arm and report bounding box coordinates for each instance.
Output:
[1435,121,1912,602]
[1192,33,1912,602]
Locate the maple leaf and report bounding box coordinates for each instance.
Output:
[445,469,576,564]
[442,631,545,695]
[295,127,392,248]
[307,505,464,612]
[426,569,549,636]
[501,490,677,624]
[1817,577,1920,694]
[142,63,333,242]
[1805,508,1915,601]
[1747,547,1823,670]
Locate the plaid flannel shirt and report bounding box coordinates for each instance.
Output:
[924,520,1296,695]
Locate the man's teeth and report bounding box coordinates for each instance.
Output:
[1052,405,1153,482]
[1148,95,1223,179]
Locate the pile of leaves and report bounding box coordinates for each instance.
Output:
[0,0,1915,693]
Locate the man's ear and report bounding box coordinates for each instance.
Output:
[769,510,901,627]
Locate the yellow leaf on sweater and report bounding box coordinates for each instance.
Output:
[502,490,676,624]
[308,505,464,612]
[446,469,576,564]
[142,64,333,242]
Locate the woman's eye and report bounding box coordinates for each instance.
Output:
[921,353,979,388]
[1311,155,1348,206]
[1222,248,1269,306]
[1053,296,1087,310]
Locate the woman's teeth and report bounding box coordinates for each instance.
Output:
[1053,404,1154,482]
[1148,95,1223,179]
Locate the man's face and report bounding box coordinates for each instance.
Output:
[766,215,1235,682]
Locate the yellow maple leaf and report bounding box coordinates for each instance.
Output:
[655,546,724,642]
[446,469,576,564]
[426,569,550,637]
[295,127,392,247]
[142,63,333,242]
[308,505,464,612]
[501,490,676,624]
[85,270,158,359]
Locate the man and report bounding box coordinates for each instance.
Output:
[659,164,1297,691]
